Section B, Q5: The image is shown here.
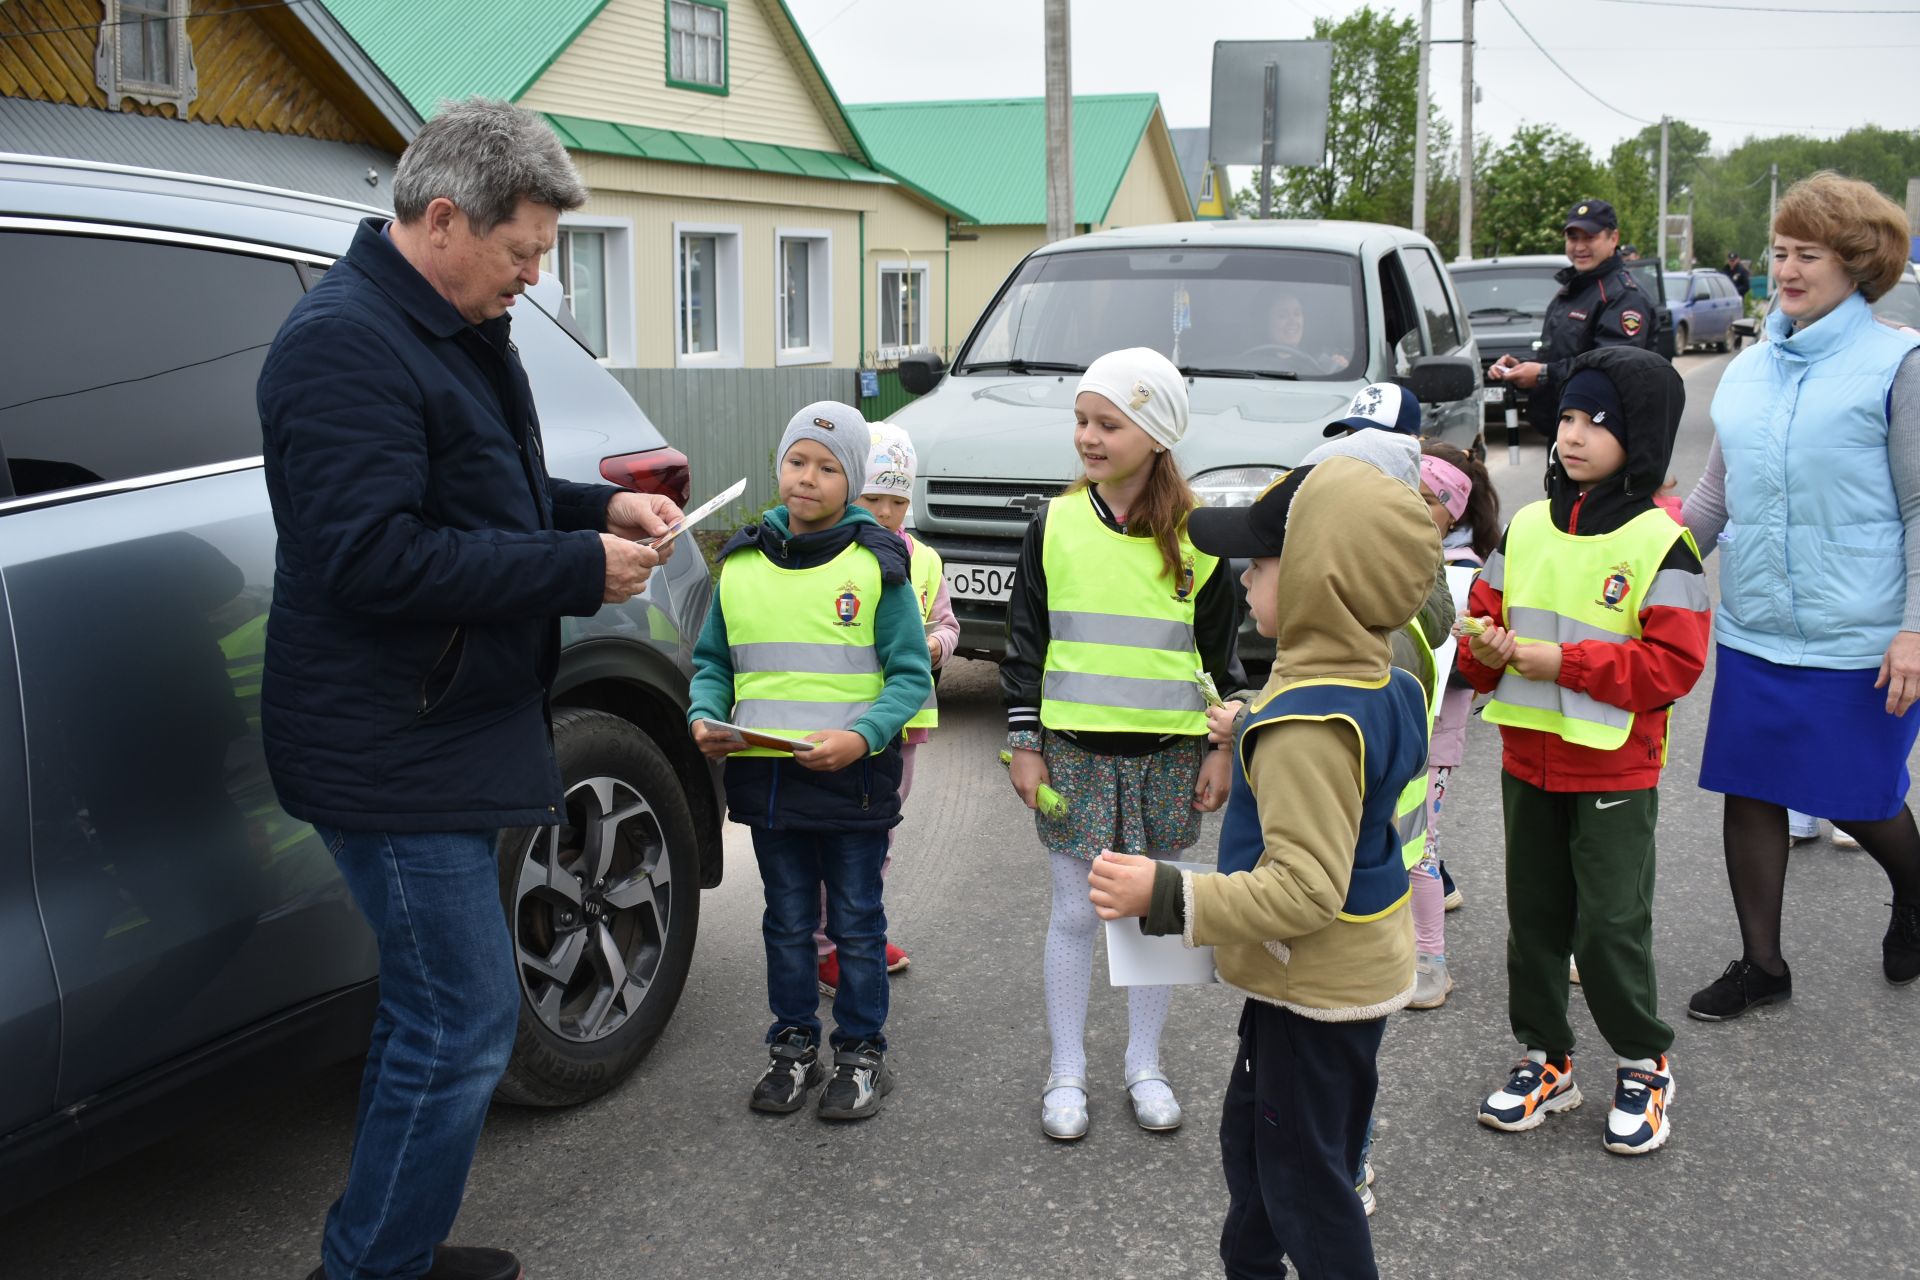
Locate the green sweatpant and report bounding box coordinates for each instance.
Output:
[1501,772,1674,1062]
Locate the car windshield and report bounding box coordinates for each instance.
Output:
[1665,275,1690,298]
[1450,267,1559,317]
[1872,273,1920,330]
[959,247,1362,381]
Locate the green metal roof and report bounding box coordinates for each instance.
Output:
[321,0,610,115]
[542,113,894,184]
[845,94,1162,227]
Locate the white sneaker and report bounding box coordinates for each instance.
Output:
[1832,827,1862,850]
[1570,956,1582,985]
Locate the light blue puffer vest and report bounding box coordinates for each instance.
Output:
[1710,292,1920,669]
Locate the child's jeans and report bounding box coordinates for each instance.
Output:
[817,741,916,956]
[754,826,889,1049]
[1220,1000,1384,1280]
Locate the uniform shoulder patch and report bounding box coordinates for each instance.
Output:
[1621,310,1644,336]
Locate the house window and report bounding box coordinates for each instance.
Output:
[878,263,929,360]
[776,230,832,366]
[557,228,609,358]
[668,0,727,93]
[1199,166,1214,205]
[674,223,743,367]
[94,0,198,112]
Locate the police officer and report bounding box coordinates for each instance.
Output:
[1488,198,1655,435]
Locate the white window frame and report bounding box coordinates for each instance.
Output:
[550,215,634,366]
[673,221,744,368]
[774,228,832,367]
[94,0,198,113]
[1199,166,1214,205]
[876,259,930,363]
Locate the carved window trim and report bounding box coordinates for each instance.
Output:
[95,0,199,114]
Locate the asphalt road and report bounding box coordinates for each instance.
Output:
[9,352,1919,1279]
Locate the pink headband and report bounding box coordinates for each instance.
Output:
[1419,455,1472,523]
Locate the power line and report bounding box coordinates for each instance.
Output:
[1590,0,1920,12]
[1492,0,1657,126]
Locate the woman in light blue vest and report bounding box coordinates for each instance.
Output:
[1683,173,1920,1020]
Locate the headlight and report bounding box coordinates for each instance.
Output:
[1192,465,1285,510]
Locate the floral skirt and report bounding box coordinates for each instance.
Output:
[1036,731,1206,860]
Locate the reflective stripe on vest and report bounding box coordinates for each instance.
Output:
[907,538,943,730]
[719,540,885,756]
[1038,491,1219,735]
[1482,501,1698,751]
[1394,622,1437,869]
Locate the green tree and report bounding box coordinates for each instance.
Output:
[1605,137,1658,256]
[1474,124,1602,257]
[1232,4,1451,229]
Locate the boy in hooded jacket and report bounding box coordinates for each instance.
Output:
[1456,346,1710,1157]
[688,402,932,1123]
[1092,454,1439,1279]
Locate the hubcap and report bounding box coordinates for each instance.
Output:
[512,774,674,1042]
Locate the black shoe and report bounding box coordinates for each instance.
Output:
[749,1028,824,1113]
[1687,958,1792,1021]
[1885,899,1920,985]
[817,1039,894,1121]
[305,1247,522,1280]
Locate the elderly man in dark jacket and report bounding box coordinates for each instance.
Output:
[258,98,679,1280]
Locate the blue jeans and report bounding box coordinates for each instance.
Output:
[315,827,519,1280]
[751,826,889,1049]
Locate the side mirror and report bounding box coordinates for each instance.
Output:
[1731,316,1757,337]
[897,352,947,397]
[1406,354,1477,404]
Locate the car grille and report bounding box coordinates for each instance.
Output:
[925,478,1067,525]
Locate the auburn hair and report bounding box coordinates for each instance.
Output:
[1064,450,1198,583]
[1422,441,1501,561]
[1773,171,1911,302]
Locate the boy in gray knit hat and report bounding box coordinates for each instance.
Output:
[687,401,932,1122]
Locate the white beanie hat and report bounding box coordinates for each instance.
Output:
[1075,347,1189,449]
[861,424,917,499]
[777,401,870,497]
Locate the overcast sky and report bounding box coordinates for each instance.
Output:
[787,0,1919,165]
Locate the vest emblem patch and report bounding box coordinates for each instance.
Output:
[1597,562,1633,611]
[1172,555,1196,602]
[834,582,863,627]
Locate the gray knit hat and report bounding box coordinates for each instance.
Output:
[777,401,871,501]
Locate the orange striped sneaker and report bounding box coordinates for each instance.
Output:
[1478,1054,1582,1132]
[1603,1056,1675,1156]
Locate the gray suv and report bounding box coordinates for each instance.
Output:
[0,155,721,1208]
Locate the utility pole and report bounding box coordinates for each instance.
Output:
[1657,115,1669,270]
[1413,0,1431,234]
[1044,0,1073,244]
[1458,0,1474,260]
[1767,160,1779,297]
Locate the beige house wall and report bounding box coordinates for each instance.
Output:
[519,0,843,153]
[1100,127,1190,230]
[948,225,1045,344]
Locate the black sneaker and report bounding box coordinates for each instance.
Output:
[1885,899,1920,986]
[749,1029,824,1113]
[817,1039,894,1121]
[1687,958,1792,1021]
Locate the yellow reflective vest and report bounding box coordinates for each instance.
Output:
[1482,501,1696,750]
[719,541,885,758]
[1394,621,1438,869]
[1038,491,1219,736]
[906,538,943,731]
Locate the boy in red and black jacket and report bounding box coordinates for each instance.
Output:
[1456,345,1710,1157]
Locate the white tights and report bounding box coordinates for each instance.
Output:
[1043,851,1174,1107]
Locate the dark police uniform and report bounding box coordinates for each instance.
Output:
[1526,200,1657,434]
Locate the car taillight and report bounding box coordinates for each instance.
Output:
[600,447,691,505]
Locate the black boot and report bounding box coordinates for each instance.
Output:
[1885,900,1920,986]
[1687,958,1792,1021]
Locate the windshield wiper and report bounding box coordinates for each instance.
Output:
[1468,307,1537,319]
[1176,366,1300,381]
[957,358,1087,375]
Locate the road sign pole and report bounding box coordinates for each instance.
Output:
[1258,61,1277,219]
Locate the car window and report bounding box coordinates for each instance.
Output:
[1693,278,1713,301]
[1872,273,1920,330]
[0,231,305,500]
[961,246,1363,380]
[1450,266,1560,317]
[1377,251,1425,371]
[1629,260,1666,304]
[1404,248,1462,352]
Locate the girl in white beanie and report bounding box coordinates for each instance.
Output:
[1000,347,1244,1139]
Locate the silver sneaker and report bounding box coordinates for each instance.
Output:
[1125,1067,1183,1132]
[1408,953,1453,1009]
[1041,1073,1089,1141]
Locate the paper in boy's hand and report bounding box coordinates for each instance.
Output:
[1194,669,1225,709]
[1453,615,1489,638]
[1105,861,1217,986]
[646,478,746,548]
[705,721,817,753]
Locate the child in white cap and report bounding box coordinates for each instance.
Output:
[1000,347,1243,1140]
[813,424,960,995]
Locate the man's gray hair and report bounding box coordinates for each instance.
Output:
[393,97,587,233]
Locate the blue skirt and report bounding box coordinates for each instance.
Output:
[1699,644,1920,821]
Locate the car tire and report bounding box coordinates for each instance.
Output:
[493,708,701,1107]
[1675,322,1690,354]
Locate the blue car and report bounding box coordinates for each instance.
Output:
[1664,269,1744,353]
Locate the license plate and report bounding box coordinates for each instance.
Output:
[945,561,1016,603]
[1482,385,1508,404]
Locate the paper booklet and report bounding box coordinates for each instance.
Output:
[703,721,817,754]
[647,478,747,548]
[1104,860,1218,986]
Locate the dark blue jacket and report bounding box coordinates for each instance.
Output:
[688,505,931,832]
[257,218,617,832]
